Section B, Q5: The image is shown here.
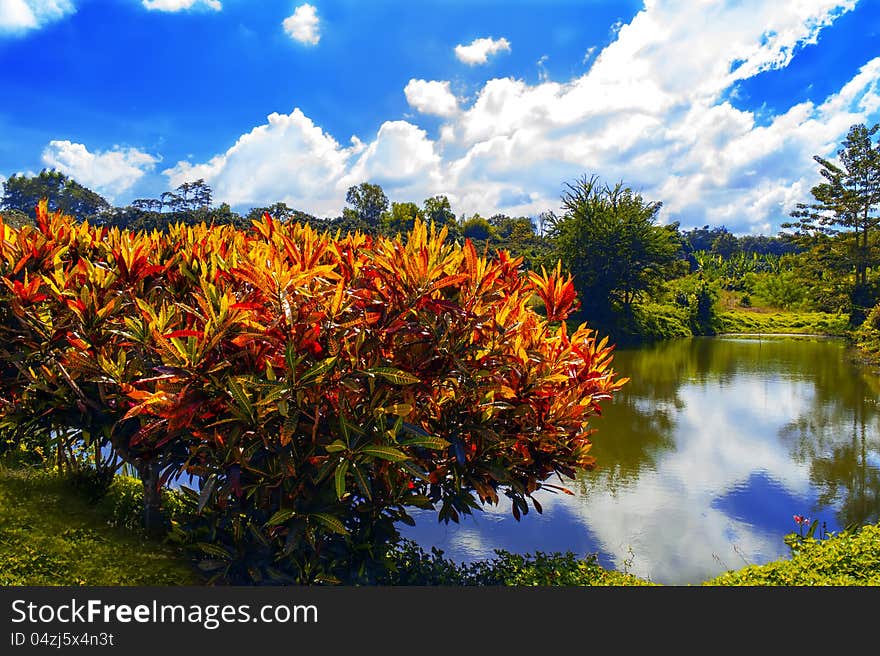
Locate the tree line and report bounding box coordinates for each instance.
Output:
[4,121,877,339]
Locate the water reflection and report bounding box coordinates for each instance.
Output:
[400,336,880,585]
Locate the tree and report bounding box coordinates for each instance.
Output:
[461,214,495,242]
[783,123,880,318]
[380,201,422,236]
[422,195,461,241]
[245,202,320,228]
[546,174,680,321]
[710,230,739,259]
[1,169,110,220]
[344,182,388,228]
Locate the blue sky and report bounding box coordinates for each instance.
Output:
[1,0,879,234]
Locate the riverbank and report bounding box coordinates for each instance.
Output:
[2,465,878,586]
[588,304,850,346]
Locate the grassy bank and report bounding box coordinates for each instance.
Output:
[0,465,202,586]
[2,465,879,586]
[588,303,850,346]
[716,308,849,336]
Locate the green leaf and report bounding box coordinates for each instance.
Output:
[196,542,231,559]
[366,367,420,385]
[400,435,450,450]
[311,513,348,535]
[359,445,409,462]
[350,463,372,500]
[266,508,297,526]
[335,460,349,500]
[325,440,347,454]
[227,377,254,422]
[398,461,430,481]
[298,355,338,385]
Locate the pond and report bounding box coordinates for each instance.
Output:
[398,335,880,585]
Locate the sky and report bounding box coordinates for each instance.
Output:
[1,1,880,235]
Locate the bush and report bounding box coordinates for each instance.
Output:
[0,207,627,585]
[382,540,653,586]
[705,523,880,586]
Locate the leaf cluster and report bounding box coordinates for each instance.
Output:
[0,204,626,584]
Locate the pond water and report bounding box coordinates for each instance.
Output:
[398,335,880,585]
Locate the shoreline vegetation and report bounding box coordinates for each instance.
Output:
[3,463,878,586]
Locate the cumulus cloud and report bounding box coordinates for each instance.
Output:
[342,120,442,192]
[41,141,159,200]
[404,79,459,117]
[437,0,875,231]
[0,0,75,34]
[454,36,511,65]
[141,0,221,11]
[163,108,359,216]
[283,3,320,45]
[169,1,879,234]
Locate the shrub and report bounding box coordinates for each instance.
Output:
[705,523,880,586]
[0,207,627,585]
[382,540,653,586]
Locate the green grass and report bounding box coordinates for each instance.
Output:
[0,465,202,586]
[716,308,849,336]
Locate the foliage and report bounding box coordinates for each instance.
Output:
[246,202,320,228]
[380,201,423,236]
[747,269,809,310]
[0,205,626,584]
[705,522,880,586]
[344,182,389,229]
[546,175,681,323]
[423,195,461,242]
[1,169,110,221]
[715,310,849,335]
[783,123,880,322]
[0,209,32,230]
[461,214,496,242]
[96,473,193,533]
[383,540,653,585]
[688,280,717,335]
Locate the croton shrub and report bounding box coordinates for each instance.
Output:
[0,201,626,584]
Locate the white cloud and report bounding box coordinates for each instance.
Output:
[342,120,442,192]
[404,79,459,117]
[41,141,159,200]
[141,0,221,11]
[168,1,880,235]
[454,36,511,66]
[163,108,358,216]
[283,3,320,46]
[0,0,74,33]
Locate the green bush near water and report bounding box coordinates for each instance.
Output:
[704,523,880,586]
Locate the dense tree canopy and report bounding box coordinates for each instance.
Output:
[546,175,681,321]
[344,182,389,229]
[1,169,110,220]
